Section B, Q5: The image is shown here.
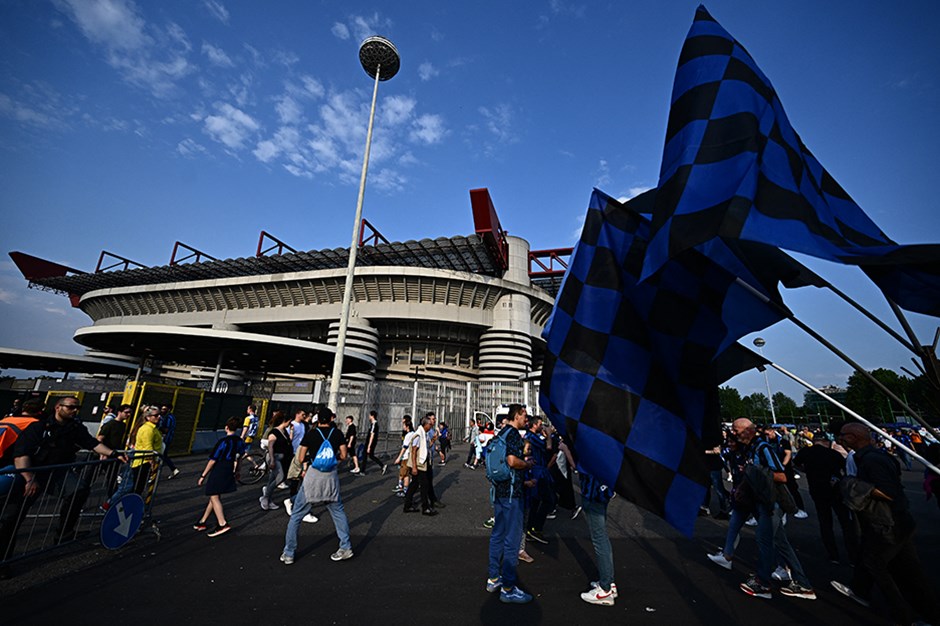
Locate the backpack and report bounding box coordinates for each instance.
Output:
[485,427,514,484]
[0,417,38,460]
[310,427,338,472]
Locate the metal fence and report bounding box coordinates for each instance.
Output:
[326,378,540,455]
[0,450,162,567]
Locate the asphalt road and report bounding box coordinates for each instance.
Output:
[2,445,938,625]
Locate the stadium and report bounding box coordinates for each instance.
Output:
[7,188,568,428]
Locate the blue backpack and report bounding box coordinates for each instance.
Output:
[310,428,337,472]
[485,427,513,484]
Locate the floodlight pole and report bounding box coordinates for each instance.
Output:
[327,37,400,413]
[753,337,776,424]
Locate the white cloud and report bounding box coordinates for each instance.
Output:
[370,168,407,193]
[0,93,58,129]
[298,75,325,99]
[275,95,302,125]
[203,0,230,24]
[595,159,611,187]
[202,102,259,150]
[410,114,445,144]
[381,95,415,126]
[44,306,68,316]
[54,0,194,97]
[418,61,439,82]
[202,42,233,67]
[253,126,300,163]
[478,103,518,144]
[177,137,208,157]
[331,22,350,40]
[620,185,653,202]
[0,288,15,304]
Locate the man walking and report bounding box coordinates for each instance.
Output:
[834,423,940,624]
[363,410,387,475]
[402,415,436,515]
[241,404,260,447]
[280,406,353,565]
[158,404,181,479]
[485,404,533,604]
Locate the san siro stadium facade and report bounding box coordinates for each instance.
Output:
[10,189,569,389]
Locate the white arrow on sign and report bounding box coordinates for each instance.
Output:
[115,501,134,537]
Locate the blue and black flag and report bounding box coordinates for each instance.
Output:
[539,189,784,536]
[642,5,940,317]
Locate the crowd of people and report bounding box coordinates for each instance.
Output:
[2,396,939,622]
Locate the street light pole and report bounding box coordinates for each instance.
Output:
[753,337,777,424]
[327,36,400,412]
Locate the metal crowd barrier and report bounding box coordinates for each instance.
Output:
[0,450,163,566]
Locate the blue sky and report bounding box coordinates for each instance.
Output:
[0,1,938,408]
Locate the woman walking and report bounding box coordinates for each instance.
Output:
[261,413,293,510]
[195,417,247,537]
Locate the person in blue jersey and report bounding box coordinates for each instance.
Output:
[158,404,180,479]
[195,417,247,537]
[485,403,534,604]
[577,469,617,606]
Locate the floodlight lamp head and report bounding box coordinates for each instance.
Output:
[359,36,400,81]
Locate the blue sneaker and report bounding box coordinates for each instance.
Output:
[485,577,502,593]
[500,586,533,604]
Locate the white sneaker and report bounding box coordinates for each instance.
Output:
[707,552,733,570]
[590,581,619,598]
[745,517,758,527]
[580,586,615,606]
[279,553,293,565]
[284,498,293,516]
[330,548,354,561]
[571,506,582,520]
[303,513,318,523]
[794,510,809,519]
[772,565,791,582]
[350,468,360,474]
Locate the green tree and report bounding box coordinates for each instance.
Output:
[743,392,770,420]
[718,386,746,421]
[844,368,911,422]
[772,392,798,420]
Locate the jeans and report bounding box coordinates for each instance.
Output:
[771,505,811,587]
[722,507,748,558]
[488,497,524,587]
[282,485,351,558]
[706,469,730,513]
[582,499,614,589]
[263,454,285,504]
[755,504,776,585]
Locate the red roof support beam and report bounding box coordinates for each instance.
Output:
[359,218,390,247]
[169,242,217,266]
[528,247,573,277]
[8,251,86,307]
[95,250,145,273]
[256,231,298,257]
[469,188,509,272]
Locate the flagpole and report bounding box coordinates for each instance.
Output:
[817,281,917,354]
[734,277,940,441]
[769,361,940,476]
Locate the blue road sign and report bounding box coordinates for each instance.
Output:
[100,493,145,550]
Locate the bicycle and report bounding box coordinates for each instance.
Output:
[236,450,269,485]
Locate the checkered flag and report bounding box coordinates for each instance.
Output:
[540,189,784,536]
[642,6,940,317]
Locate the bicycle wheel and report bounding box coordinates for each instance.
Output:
[236,451,267,485]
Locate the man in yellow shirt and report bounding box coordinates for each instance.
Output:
[132,406,163,495]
